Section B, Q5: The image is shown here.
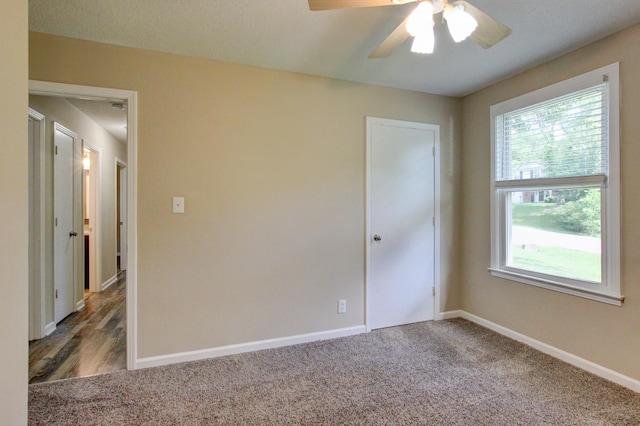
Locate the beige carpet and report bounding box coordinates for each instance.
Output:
[29,319,640,425]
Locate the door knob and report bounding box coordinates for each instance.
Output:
[69,231,78,237]
[373,234,382,242]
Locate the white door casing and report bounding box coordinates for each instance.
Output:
[366,117,439,330]
[53,123,78,324]
[28,108,47,340]
[30,80,138,370]
[118,162,128,272]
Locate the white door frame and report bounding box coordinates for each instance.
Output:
[115,158,127,273]
[83,142,102,293]
[30,80,138,370]
[365,116,441,332]
[28,108,47,340]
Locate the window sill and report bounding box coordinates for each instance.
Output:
[488,268,624,306]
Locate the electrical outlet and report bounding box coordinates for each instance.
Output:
[172,197,185,214]
[338,299,347,314]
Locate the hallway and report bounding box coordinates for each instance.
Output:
[29,276,126,383]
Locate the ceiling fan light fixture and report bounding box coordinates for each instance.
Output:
[410,29,435,54]
[406,1,434,37]
[407,1,435,54]
[444,4,478,43]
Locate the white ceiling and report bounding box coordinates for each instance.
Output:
[29,0,640,97]
[67,98,127,144]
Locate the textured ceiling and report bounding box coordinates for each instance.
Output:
[67,99,127,144]
[29,0,640,97]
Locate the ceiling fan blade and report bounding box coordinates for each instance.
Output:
[368,15,411,58]
[308,0,414,11]
[456,1,512,49]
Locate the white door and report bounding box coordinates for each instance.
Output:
[119,165,127,271]
[368,118,436,330]
[54,124,78,323]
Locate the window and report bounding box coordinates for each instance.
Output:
[490,63,622,305]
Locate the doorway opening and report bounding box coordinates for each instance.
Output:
[83,144,101,293]
[27,81,137,383]
[116,160,127,274]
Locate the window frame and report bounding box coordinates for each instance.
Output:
[489,63,622,306]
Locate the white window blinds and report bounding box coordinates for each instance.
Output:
[495,83,608,182]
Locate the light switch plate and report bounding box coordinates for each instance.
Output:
[172,197,185,214]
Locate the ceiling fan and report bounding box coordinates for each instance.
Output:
[308,0,512,58]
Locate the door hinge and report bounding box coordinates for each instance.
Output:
[55,217,58,227]
[55,145,58,155]
[432,146,435,156]
[432,216,435,226]
[433,286,436,296]
[55,289,58,299]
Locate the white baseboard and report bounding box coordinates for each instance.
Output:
[435,310,463,320]
[101,273,119,291]
[457,310,640,393]
[44,321,56,337]
[134,311,640,393]
[76,299,85,311]
[136,325,367,370]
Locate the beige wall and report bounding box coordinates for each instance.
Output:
[29,32,462,358]
[0,0,28,423]
[461,23,640,380]
[28,95,127,324]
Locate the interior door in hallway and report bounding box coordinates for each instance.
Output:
[54,123,77,324]
[368,118,436,330]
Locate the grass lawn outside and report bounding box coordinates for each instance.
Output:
[510,245,601,283]
[512,203,567,233]
[511,202,600,237]
[510,203,601,282]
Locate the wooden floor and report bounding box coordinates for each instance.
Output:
[29,275,126,384]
